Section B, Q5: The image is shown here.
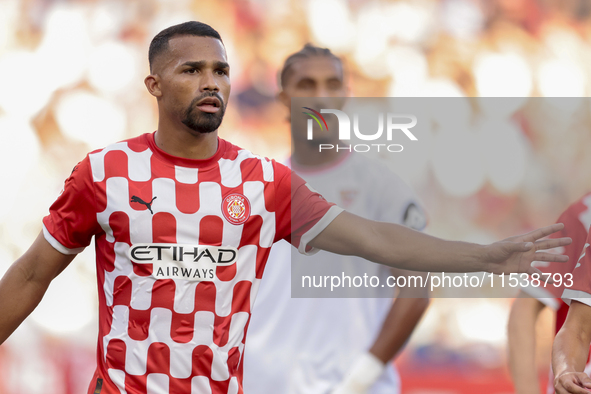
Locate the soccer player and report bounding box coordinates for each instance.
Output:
[0,21,571,394]
[508,193,591,394]
[243,44,430,394]
[552,213,591,394]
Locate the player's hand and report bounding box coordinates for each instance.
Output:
[483,223,571,276]
[555,371,591,394]
[331,383,367,394]
[330,353,384,394]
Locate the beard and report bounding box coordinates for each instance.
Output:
[182,93,226,134]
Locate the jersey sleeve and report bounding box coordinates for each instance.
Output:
[522,207,588,308]
[562,228,591,307]
[377,170,427,231]
[273,161,343,255]
[42,155,101,254]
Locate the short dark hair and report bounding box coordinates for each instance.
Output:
[279,43,343,89]
[148,21,223,72]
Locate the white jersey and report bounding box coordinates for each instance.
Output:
[243,153,426,394]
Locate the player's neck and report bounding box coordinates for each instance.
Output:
[154,124,219,160]
[291,137,343,168]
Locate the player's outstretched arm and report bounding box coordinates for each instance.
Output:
[0,231,75,345]
[309,211,571,274]
[507,295,547,394]
[553,301,591,394]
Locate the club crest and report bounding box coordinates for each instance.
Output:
[222,193,251,225]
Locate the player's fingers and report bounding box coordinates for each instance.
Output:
[527,266,543,276]
[554,383,570,394]
[557,385,579,394]
[564,380,591,394]
[527,266,558,284]
[507,241,534,252]
[516,223,565,242]
[554,383,568,394]
[535,236,572,250]
[554,386,567,394]
[556,373,591,394]
[495,241,533,255]
[531,252,569,263]
[580,374,591,389]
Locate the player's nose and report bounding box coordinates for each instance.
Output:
[315,86,331,99]
[200,70,219,92]
[310,97,336,111]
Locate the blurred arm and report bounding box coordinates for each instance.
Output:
[332,269,429,394]
[553,301,591,394]
[0,231,75,344]
[507,294,547,394]
[369,268,429,364]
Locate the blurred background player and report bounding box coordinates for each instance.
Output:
[552,221,591,393]
[243,44,430,394]
[508,192,591,394]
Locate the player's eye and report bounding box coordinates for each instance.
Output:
[327,80,342,90]
[216,69,228,76]
[297,80,315,89]
[184,68,197,74]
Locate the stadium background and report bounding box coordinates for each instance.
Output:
[1,0,591,392]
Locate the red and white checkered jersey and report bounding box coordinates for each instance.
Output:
[521,193,591,394]
[562,193,591,310]
[42,132,342,394]
[524,192,591,333]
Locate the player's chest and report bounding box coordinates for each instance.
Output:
[95,176,273,245]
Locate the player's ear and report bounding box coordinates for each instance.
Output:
[278,90,290,108]
[145,74,162,98]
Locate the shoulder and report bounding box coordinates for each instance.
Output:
[558,192,591,230]
[219,139,286,182]
[353,155,417,201]
[84,133,153,182]
[353,156,426,227]
[88,133,151,156]
[563,192,591,214]
[87,133,152,166]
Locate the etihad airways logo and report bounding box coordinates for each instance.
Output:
[128,244,237,281]
[304,107,418,153]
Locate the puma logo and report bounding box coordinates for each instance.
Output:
[131,196,157,214]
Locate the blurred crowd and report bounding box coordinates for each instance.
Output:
[2,0,591,393]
